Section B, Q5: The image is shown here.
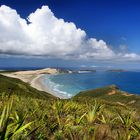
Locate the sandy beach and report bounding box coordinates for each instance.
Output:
[30,74,69,99]
[1,68,69,99]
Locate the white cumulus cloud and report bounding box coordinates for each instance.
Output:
[0,5,140,61]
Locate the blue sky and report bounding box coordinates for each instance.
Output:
[0,0,140,69]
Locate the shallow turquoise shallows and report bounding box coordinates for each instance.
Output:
[43,71,140,97]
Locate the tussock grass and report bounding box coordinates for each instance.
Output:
[1,95,140,139]
[1,75,140,139]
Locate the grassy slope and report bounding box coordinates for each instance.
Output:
[0,74,55,99]
[75,85,140,110]
[1,74,140,139]
[1,73,140,112]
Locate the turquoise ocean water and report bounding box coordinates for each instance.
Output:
[43,71,140,98]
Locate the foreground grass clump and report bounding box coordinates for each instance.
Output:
[1,94,140,140]
[0,99,33,140]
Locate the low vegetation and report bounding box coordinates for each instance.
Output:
[0,74,54,99]
[1,74,140,139]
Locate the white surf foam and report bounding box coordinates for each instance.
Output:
[43,74,72,98]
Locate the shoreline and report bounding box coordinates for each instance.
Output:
[1,68,70,99]
[30,74,70,99]
[1,68,140,99]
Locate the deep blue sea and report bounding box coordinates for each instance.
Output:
[43,71,140,98]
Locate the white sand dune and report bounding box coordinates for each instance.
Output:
[2,68,58,83]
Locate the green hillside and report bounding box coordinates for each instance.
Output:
[0,74,55,99]
[1,74,140,140]
[75,85,140,110]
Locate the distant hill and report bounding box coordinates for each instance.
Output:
[75,85,140,110]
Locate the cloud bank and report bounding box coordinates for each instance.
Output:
[0,5,140,61]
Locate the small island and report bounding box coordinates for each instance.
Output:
[107,69,126,72]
